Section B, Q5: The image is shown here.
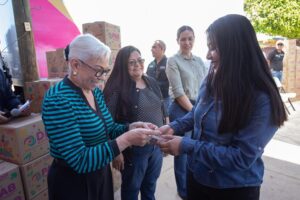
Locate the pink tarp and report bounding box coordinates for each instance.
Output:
[30,0,80,78]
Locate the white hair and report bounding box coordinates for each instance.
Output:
[68,34,111,63]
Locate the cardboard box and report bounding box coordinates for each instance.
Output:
[109,49,119,69]
[0,114,49,165]
[46,48,68,78]
[82,21,121,50]
[24,78,62,113]
[0,161,25,200]
[31,189,48,200]
[20,154,52,200]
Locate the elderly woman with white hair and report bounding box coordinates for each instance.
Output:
[42,34,160,200]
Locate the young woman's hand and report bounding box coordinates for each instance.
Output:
[158,125,174,135]
[158,135,182,156]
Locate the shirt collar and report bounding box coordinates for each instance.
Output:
[177,51,195,60]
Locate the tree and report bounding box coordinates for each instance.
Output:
[244,0,300,39]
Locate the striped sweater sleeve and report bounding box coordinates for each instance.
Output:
[42,94,119,174]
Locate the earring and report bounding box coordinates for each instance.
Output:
[73,71,77,76]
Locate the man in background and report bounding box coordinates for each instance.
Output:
[267,40,285,81]
[147,40,170,119]
[0,39,30,124]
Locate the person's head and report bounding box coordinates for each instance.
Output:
[64,44,70,61]
[276,40,284,51]
[205,14,286,132]
[151,40,166,60]
[104,46,144,115]
[108,46,145,81]
[176,25,195,55]
[68,34,111,90]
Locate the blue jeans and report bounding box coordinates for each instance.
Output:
[169,101,192,199]
[121,145,163,200]
[272,70,283,81]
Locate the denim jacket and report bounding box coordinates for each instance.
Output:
[170,82,278,188]
[0,69,20,111]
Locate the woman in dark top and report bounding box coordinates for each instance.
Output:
[104,46,167,200]
[42,35,159,200]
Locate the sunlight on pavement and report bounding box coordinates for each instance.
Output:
[264,139,300,165]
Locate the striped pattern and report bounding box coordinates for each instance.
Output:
[42,78,126,173]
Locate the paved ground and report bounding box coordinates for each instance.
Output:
[115,101,300,200]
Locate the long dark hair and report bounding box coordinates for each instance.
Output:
[103,46,141,118]
[205,14,287,133]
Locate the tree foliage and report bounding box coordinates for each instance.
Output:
[244,0,300,38]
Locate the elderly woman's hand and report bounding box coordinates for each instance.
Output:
[116,128,161,152]
[112,153,124,171]
[158,135,182,156]
[129,121,157,130]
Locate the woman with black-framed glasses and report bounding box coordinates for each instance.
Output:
[42,34,160,200]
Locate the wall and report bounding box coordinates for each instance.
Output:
[283,39,300,101]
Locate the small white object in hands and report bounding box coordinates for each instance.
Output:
[149,135,166,143]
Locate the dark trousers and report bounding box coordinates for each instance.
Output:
[187,170,260,200]
[48,159,114,200]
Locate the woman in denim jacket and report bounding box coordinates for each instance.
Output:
[158,14,287,200]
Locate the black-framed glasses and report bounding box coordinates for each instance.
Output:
[79,59,111,79]
[277,43,283,46]
[128,58,145,67]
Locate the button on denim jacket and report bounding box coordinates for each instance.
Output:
[170,81,278,188]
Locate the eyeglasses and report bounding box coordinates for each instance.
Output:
[277,43,283,46]
[79,59,111,79]
[128,58,145,67]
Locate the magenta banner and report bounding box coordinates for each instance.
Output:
[30,0,80,78]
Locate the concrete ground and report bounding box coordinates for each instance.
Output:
[115,101,300,200]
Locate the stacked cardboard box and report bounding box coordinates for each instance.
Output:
[82,21,120,69]
[0,161,25,200]
[46,48,68,78]
[30,189,48,200]
[24,78,62,113]
[0,115,51,200]
[109,49,119,70]
[20,154,52,200]
[82,21,121,50]
[0,114,49,165]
